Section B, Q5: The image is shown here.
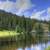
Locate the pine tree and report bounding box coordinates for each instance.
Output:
[35,22,44,43]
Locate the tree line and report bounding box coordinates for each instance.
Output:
[0,10,50,48]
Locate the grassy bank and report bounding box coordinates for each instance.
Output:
[0,30,16,38]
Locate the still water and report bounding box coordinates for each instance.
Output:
[17,41,50,50]
[0,41,50,50]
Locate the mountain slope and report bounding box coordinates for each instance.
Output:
[0,10,49,31]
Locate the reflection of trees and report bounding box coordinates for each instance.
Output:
[35,23,44,44]
[48,20,50,33]
[15,16,33,49]
[0,10,49,49]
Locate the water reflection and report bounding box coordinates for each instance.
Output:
[17,48,23,50]
[25,47,31,50]
[17,41,50,50]
[0,41,50,50]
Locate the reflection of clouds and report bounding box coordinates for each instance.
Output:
[25,47,31,50]
[31,44,46,50]
[47,41,50,47]
[17,42,50,50]
[17,48,23,50]
[34,46,41,50]
[31,44,35,50]
[0,0,6,2]
[33,45,41,50]
[25,45,41,50]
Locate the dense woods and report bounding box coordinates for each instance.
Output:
[0,10,50,48]
[0,10,48,31]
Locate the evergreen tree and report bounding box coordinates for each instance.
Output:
[48,20,50,32]
[35,22,44,43]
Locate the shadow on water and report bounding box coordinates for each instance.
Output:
[0,37,17,50]
[0,41,50,50]
[0,42,17,50]
[0,37,50,50]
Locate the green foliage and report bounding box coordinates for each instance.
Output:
[35,23,44,43]
[0,10,49,47]
[45,46,50,50]
[15,25,22,33]
[0,10,43,31]
[48,20,50,32]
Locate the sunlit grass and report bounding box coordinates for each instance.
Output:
[0,30,16,38]
[45,46,50,50]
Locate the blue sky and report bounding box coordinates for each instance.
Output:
[0,0,50,20]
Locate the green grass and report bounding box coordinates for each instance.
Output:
[45,46,50,50]
[0,30,17,38]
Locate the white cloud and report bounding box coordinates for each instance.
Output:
[0,0,35,16]
[47,7,50,14]
[16,0,31,9]
[1,0,50,21]
[47,7,50,19]
[0,1,16,12]
[31,10,46,20]
[16,0,35,15]
[31,7,50,21]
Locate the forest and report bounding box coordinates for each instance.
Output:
[0,10,50,48]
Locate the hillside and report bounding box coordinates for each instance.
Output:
[0,10,50,46]
[0,10,49,31]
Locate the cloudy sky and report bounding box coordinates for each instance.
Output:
[0,0,50,20]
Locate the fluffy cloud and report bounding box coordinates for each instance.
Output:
[0,1,16,12]
[47,7,50,13]
[1,0,50,21]
[31,10,46,20]
[16,0,35,15]
[16,0,32,9]
[0,0,35,16]
[31,7,50,21]
[47,7,50,18]
[44,7,50,21]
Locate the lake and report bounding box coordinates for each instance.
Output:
[17,41,50,50]
[0,41,50,50]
